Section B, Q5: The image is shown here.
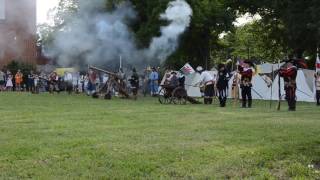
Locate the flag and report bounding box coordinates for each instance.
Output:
[180,63,195,75]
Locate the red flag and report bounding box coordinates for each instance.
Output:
[316,55,320,70]
[180,63,195,75]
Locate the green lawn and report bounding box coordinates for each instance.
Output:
[0,92,320,179]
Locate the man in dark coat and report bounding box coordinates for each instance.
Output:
[129,68,139,100]
[216,64,231,107]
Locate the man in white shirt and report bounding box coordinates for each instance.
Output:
[197,66,215,104]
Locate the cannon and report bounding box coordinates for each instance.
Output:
[89,66,130,99]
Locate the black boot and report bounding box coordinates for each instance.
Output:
[208,98,213,105]
[248,99,252,108]
[242,99,247,108]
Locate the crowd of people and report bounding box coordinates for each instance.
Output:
[1,61,320,110]
[0,69,25,92]
[0,66,163,97]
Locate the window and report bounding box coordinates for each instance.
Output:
[0,0,5,20]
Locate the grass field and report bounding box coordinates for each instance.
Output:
[0,92,320,179]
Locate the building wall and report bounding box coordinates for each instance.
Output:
[0,0,37,67]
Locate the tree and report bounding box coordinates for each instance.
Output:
[229,0,320,60]
[214,20,285,64]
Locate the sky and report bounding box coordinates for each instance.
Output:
[37,0,59,24]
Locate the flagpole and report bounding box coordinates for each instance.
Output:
[270,64,274,109]
[315,46,319,101]
[119,55,122,70]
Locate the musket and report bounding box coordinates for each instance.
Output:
[89,66,118,77]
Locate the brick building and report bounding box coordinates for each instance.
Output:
[0,0,37,67]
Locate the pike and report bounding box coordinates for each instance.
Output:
[89,66,118,77]
[277,59,281,111]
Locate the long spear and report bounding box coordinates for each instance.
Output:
[270,64,274,109]
[277,59,281,111]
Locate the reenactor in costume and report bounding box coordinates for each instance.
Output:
[216,64,231,107]
[315,71,320,106]
[129,68,140,100]
[197,66,215,105]
[88,69,97,95]
[279,59,299,111]
[238,61,254,108]
[49,71,60,93]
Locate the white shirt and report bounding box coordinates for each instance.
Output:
[64,73,73,82]
[200,71,214,85]
[316,75,320,90]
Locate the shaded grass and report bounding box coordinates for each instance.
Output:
[0,92,320,179]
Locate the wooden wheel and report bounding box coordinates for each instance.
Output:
[158,88,171,104]
[172,87,187,105]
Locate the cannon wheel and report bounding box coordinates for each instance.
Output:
[158,88,171,104]
[172,87,187,105]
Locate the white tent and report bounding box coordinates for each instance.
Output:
[249,70,315,102]
[184,69,316,102]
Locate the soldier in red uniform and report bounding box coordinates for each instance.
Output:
[238,61,254,108]
[279,61,298,111]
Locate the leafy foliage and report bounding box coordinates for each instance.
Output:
[214,21,286,64]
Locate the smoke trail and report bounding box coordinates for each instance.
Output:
[47,0,192,69]
[146,0,192,62]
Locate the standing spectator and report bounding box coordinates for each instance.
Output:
[64,71,73,94]
[149,67,159,96]
[0,69,5,91]
[15,69,23,91]
[142,67,151,97]
[34,73,40,94]
[88,70,97,95]
[315,71,320,106]
[6,72,13,91]
[27,70,35,92]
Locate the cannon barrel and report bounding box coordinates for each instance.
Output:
[89,66,117,77]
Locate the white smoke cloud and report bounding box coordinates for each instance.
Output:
[47,0,192,69]
[0,0,36,59]
[147,0,192,61]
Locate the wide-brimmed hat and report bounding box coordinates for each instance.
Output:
[196,66,204,72]
[218,63,225,69]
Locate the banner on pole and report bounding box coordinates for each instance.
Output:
[180,63,195,75]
